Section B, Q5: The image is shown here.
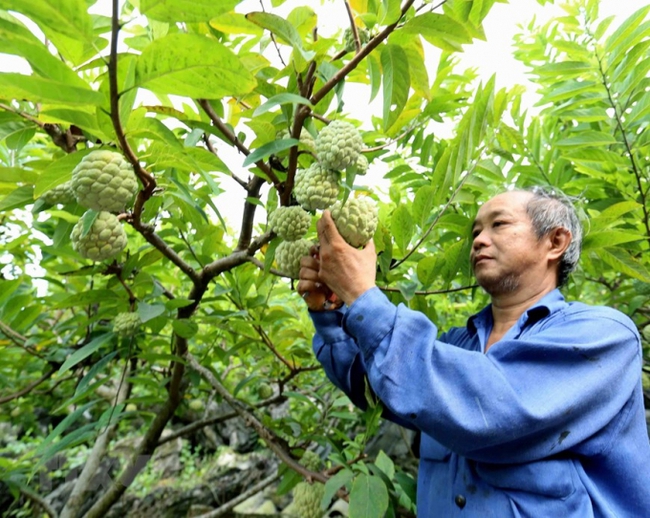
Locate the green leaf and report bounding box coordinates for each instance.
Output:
[242,138,299,167]
[134,34,257,99]
[322,469,354,510]
[58,333,115,376]
[401,13,473,51]
[391,204,414,254]
[0,73,105,106]
[1,0,94,41]
[140,0,239,22]
[381,44,410,131]
[417,255,442,288]
[582,230,644,251]
[595,248,650,283]
[555,131,617,148]
[78,210,99,239]
[75,351,118,396]
[34,148,93,197]
[374,450,395,479]
[137,302,167,323]
[253,93,314,116]
[0,185,34,212]
[172,319,199,338]
[245,12,315,62]
[165,299,195,310]
[349,473,389,517]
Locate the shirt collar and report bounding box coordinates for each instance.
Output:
[467,288,566,335]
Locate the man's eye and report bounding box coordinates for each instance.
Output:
[493,221,505,228]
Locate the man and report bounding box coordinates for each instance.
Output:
[298,187,650,517]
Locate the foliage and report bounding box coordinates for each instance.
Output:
[0,0,649,516]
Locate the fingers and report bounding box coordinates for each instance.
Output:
[317,210,343,248]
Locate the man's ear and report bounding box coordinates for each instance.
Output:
[547,227,571,261]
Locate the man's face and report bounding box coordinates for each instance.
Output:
[470,191,548,296]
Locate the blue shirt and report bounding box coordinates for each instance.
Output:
[310,287,650,517]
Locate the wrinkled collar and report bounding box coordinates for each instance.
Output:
[467,289,567,335]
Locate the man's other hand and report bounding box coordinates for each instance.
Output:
[316,210,377,306]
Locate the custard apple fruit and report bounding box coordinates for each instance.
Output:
[275,239,312,278]
[292,481,325,518]
[315,120,363,171]
[113,312,141,337]
[71,211,127,261]
[277,128,316,150]
[294,164,340,211]
[71,150,138,212]
[257,382,274,399]
[269,206,311,241]
[344,27,370,52]
[300,451,322,471]
[42,181,75,205]
[330,197,378,248]
[354,154,369,175]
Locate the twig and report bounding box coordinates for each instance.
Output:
[157,394,286,446]
[195,471,282,518]
[392,148,483,269]
[186,352,327,483]
[0,368,56,405]
[378,284,479,296]
[203,134,247,188]
[0,320,44,359]
[107,0,156,222]
[17,485,58,518]
[197,99,281,189]
[343,1,361,53]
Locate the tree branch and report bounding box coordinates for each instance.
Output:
[186,352,326,483]
[195,471,282,518]
[0,368,56,405]
[18,485,58,518]
[107,0,156,223]
[0,319,45,359]
[157,394,286,446]
[203,134,247,189]
[197,99,281,189]
[378,284,478,296]
[60,364,132,518]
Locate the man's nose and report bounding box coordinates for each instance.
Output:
[472,229,489,250]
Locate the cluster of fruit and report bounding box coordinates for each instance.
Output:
[42,149,138,262]
[271,121,378,278]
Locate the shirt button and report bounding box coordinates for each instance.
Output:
[455,494,467,509]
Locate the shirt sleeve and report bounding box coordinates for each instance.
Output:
[342,287,643,464]
[310,307,417,430]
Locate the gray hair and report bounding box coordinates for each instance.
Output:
[522,186,582,286]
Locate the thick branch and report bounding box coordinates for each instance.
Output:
[82,336,188,518]
[236,176,265,251]
[202,231,274,283]
[128,221,201,285]
[60,364,132,518]
[186,352,326,483]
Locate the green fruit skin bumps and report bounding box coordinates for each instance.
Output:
[331,197,378,248]
[269,206,311,241]
[71,150,138,212]
[42,181,75,205]
[293,482,326,518]
[294,164,340,211]
[316,120,363,171]
[275,239,312,278]
[71,211,127,261]
[114,312,141,337]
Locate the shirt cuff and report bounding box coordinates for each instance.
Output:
[342,287,397,353]
[309,308,350,342]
